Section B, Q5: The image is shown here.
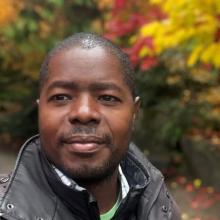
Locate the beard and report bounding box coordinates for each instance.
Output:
[55,146,127,187]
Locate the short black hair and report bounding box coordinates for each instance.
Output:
[39,32,136,98]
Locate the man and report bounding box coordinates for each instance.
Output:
[0,33,180,220]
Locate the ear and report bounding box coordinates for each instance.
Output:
[133,96,141,122]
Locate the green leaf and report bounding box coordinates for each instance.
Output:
[40,9,54,21]
[2,25,16,38]
[48,0,64,7]
[27,20,38,32]
[16,18,26,31]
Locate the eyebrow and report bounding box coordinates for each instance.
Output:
[47,81,78,92]
[90,82,123,93]
[46,80,123,93]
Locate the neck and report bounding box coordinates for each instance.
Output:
[83,169,120,214]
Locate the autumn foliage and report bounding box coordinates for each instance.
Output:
[105,0,220,70]
[140,0,220,68]
[104,0,165,70]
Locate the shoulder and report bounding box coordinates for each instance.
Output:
[0,174,10,202]
[148,183,181,220]
[159,183,181,220]
[128,144,181,219]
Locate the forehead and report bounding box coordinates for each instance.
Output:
[46,46,127,87]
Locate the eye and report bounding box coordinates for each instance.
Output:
[49,94,72,103]
[98,95,121,103]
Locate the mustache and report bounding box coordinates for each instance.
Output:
[70,126,97,135]
[60,126,113,147]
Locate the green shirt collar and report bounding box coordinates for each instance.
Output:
[100,191,121,220]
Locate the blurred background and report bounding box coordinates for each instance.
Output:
[0,0,220,219]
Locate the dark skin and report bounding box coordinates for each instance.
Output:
[38,46,140,214]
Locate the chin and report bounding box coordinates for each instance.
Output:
[58,159,119,186]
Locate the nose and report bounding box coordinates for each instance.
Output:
[68,95,101,125]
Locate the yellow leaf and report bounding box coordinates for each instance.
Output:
[212,44,220,67]
[139,46,152,58]
[140,22,161,37]
[200,44,217,63]
[193,178,202,189]
[187,45,204,66]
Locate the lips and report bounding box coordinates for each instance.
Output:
[61,136,106,154]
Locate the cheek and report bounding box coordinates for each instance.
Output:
[39,109,52,132]
[39,105,66,132]
[38,107,61,156]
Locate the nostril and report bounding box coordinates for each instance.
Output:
[89,119,100,125]
[69,118,100,125]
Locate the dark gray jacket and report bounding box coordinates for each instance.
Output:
[0,135,181,220]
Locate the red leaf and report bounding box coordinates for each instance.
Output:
[140,57,157,70]
[114,0,126,11]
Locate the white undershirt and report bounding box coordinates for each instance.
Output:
[53,165,130,200]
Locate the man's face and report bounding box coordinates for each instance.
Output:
[38,46,139,184]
